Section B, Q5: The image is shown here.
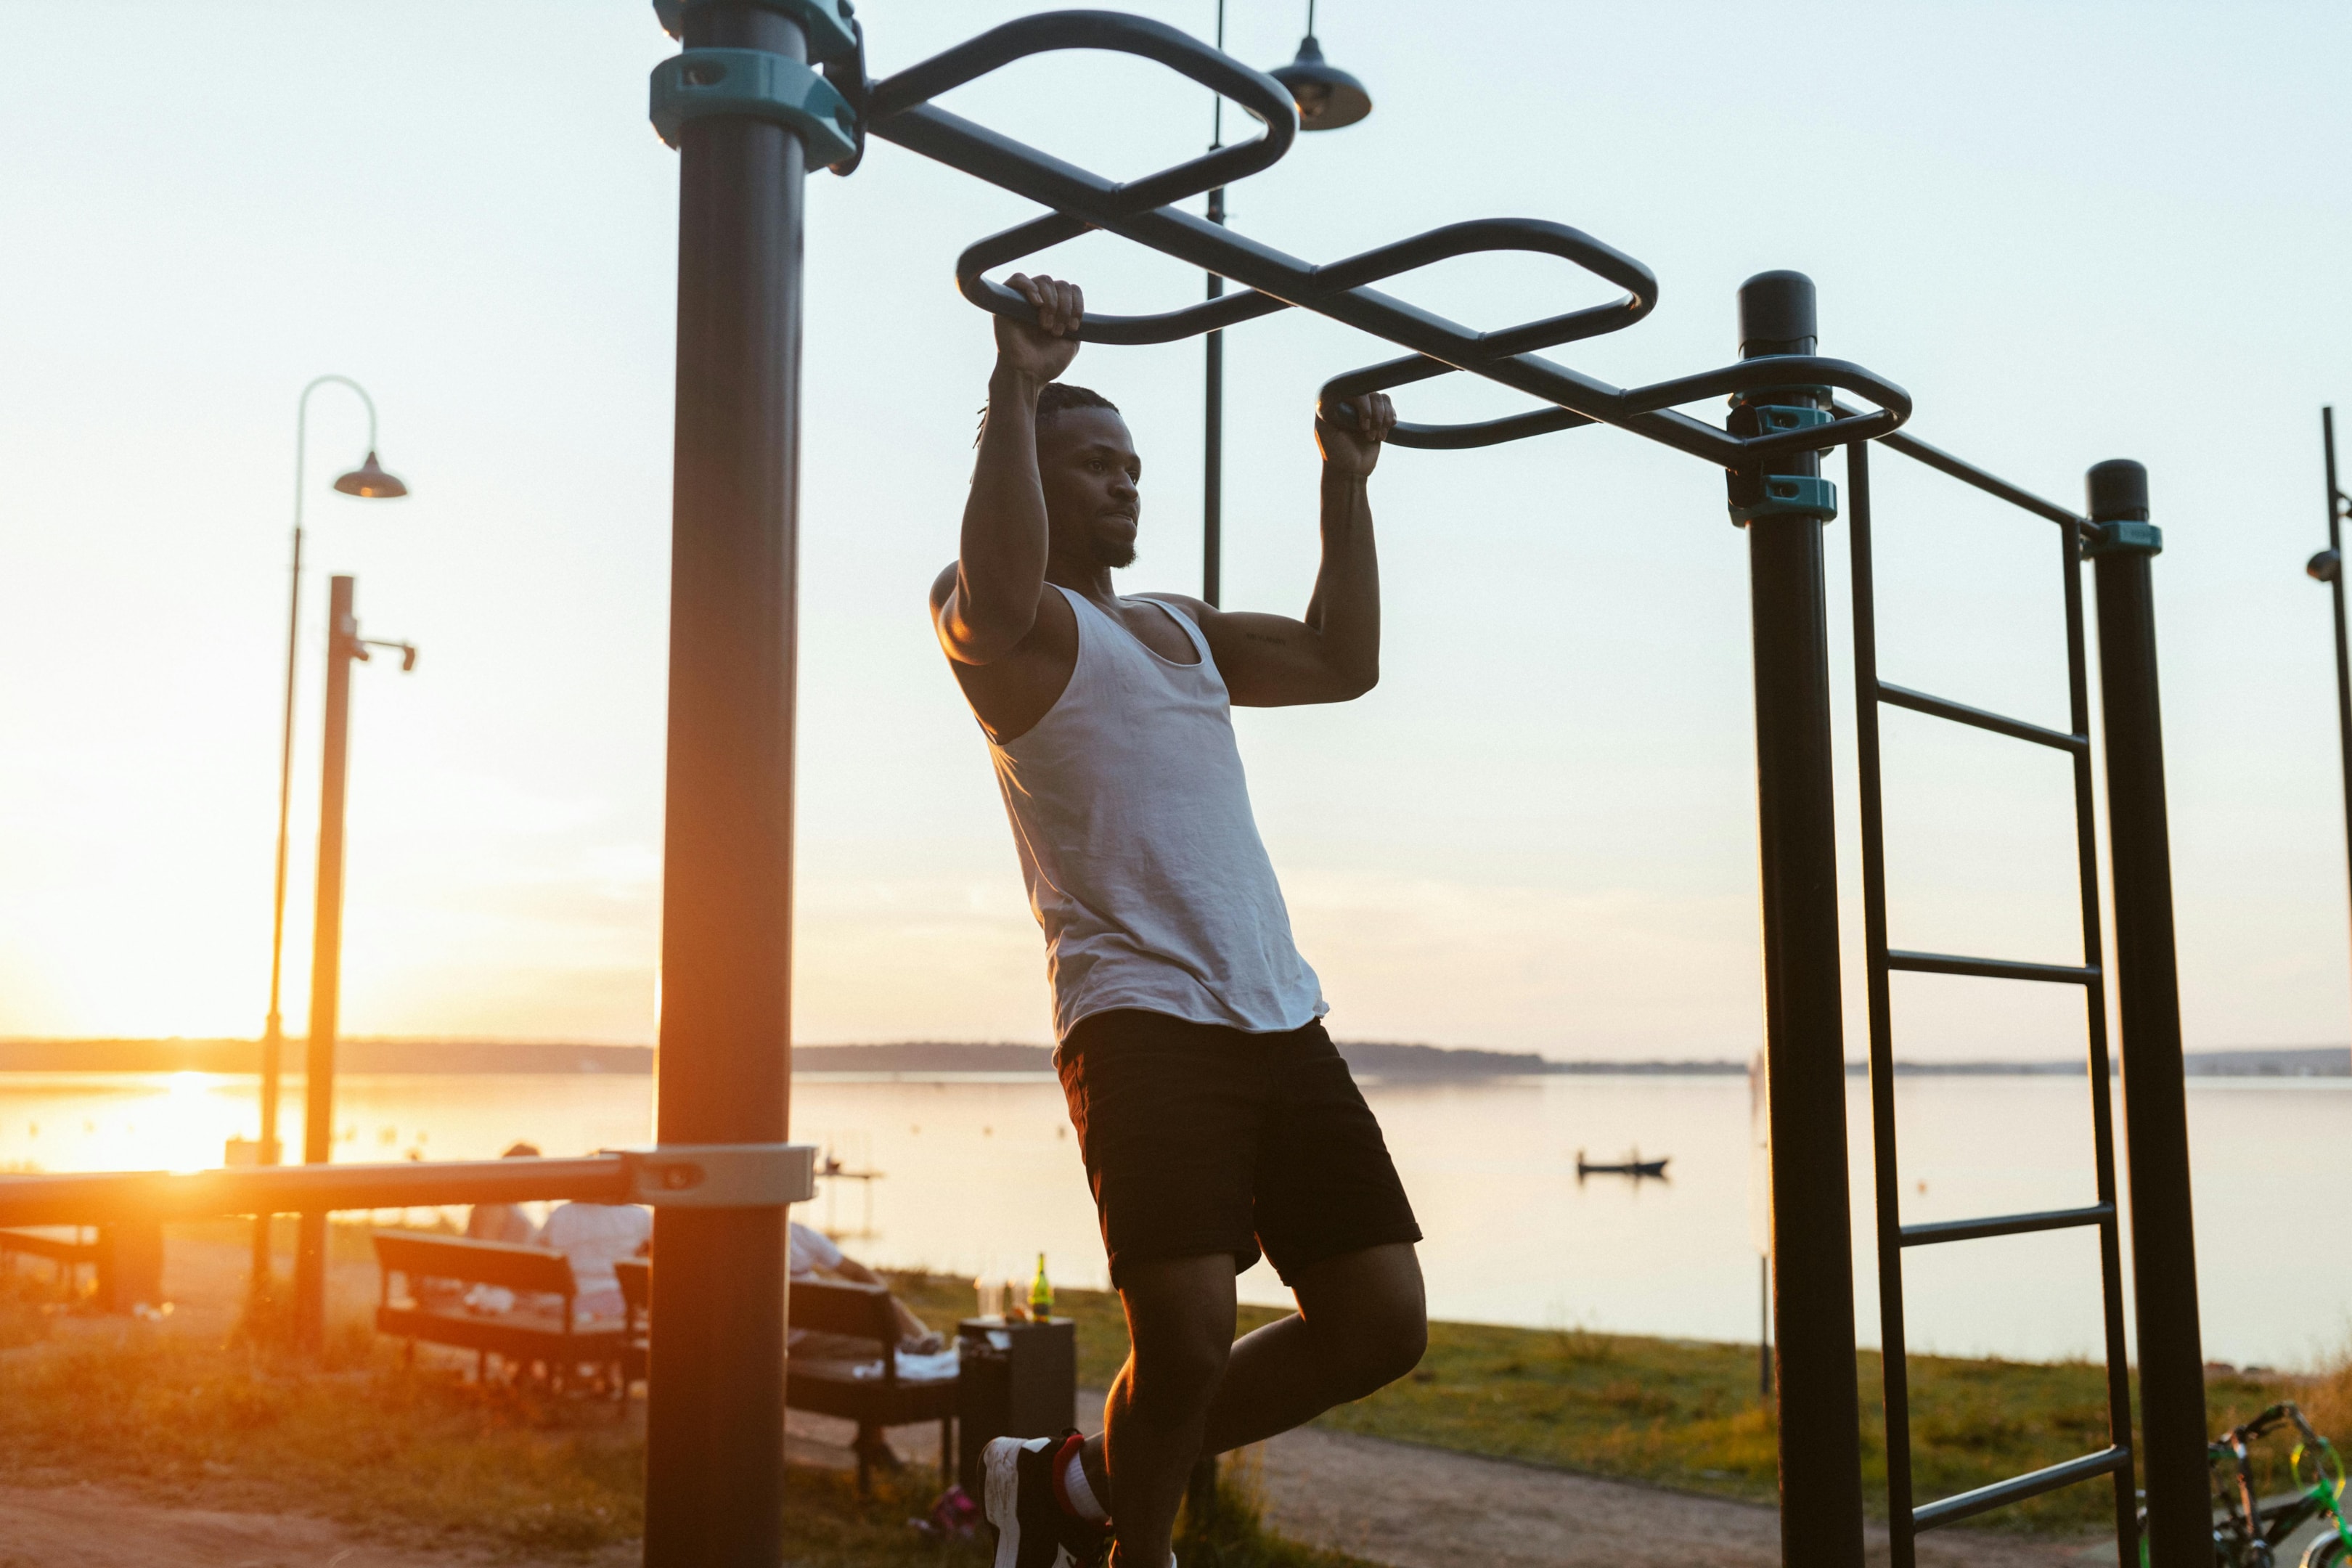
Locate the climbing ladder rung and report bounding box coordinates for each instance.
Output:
[1900,1202,2112,1248]
[1911,1445,2133,1532]
[1885,950,2099,985]
[1877,682,2087,753]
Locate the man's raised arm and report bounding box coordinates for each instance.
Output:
[932,274,1084,666]
[1188,392,1396,706]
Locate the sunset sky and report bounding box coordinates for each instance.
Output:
[2,1,2348,1060]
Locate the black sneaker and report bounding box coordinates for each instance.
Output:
[981,1434,1081,1568]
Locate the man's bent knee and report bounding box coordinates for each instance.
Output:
[1119,1251,1239,1407]
[1128,1332,1231,1407]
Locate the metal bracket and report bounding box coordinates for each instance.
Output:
[1727,405,1839,525]
[651,0,859,65]
[650,48,858,169]
[2083,519,2163,558]
[604,1143,818,1208]
[1730,473,1839,526]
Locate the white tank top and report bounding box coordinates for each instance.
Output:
[985,586,1326,1040]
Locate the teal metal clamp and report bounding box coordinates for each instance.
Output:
[650,46,857,169]
[2084,519,2163,558]
[651,0,858,65]
[1728,404,1839,525]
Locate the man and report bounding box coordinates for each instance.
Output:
[931,273,1426,1568]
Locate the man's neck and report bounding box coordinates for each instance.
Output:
[1045,558,1118,609]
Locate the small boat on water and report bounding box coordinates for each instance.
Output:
[1576,1148,1670,1180]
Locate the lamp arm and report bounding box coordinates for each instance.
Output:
[294,375,381,533]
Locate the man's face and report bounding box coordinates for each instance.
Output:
[1038,407,1141,569]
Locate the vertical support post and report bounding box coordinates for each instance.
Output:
[2319,409,2352,1066]
[1203,202,1224,609]
[645,4,804,1561]
[2086,460,2207,1568]
[293,573,359,1351]
[1729,269,1865,1568]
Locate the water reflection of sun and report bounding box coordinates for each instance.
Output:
[158,1071,229,1173]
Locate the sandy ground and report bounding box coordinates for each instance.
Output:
[2,1233,2122,1568]
[0,1480,637,1568]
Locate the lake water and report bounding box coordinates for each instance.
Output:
[0,1070,2337,1368]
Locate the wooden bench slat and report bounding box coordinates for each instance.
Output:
[372,1230,578,1296]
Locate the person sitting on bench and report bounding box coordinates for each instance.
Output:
[788,1220,944,1473]
[789,1220,941,1355]
[540,1199,652,1322]
[464,1141,542,1246]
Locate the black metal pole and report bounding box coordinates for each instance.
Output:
[1731,269,1865,1568]
[1203,189,1224,609]
[293,573,359,1351]
[1202,0,1225,611]
[2085,460,2207,1568]
[643,3,804,1561]
[2321,409,2352,1069]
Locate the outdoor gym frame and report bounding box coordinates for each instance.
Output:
[642,4,2204,1563]
[0,6,2209,1567]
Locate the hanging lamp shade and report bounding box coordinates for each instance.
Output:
[1270,35,1371,131]
[333,450,408,499]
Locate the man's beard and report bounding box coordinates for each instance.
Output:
[1090,531,1138,569]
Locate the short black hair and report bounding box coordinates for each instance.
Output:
[975,381,1121,446]
[1037,382,1119,422]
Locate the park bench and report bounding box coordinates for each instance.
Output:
[1,1222,160,1312]
[613,1257,955,1495]
[372,1230,632,1395]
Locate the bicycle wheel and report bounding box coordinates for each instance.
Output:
[2300,1532,2346,1568]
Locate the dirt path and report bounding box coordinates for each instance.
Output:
[0,1481,634,1568]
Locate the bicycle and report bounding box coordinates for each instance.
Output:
[2153,1403,2352,1568]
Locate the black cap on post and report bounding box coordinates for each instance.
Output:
[1739,270,1818,357]
[2087,460,2150,523]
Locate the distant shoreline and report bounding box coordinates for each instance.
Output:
[1,1037,2343,1079]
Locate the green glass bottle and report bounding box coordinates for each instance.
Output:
[1028,1251,1053,1320]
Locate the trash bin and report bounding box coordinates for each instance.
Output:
[955,1315,1077,1487]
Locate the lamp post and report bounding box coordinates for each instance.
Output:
[2310,407,2352,1071]
[290,573,418,1350]
[1199,0,1373,606]
[253,377,407,1291]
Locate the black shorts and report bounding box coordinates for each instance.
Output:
[1054,1009,1421,1287]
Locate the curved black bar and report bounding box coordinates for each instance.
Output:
[955,212,1294,345]
[1319,349,1909,460]
[957,211,1654,351]
[868,11,1294,200]
[864,12,1915,467]
[1386,407,1598,451]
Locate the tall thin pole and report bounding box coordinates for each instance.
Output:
[645,1,804,1559]
[292,573,360,1351]
[2322,409,2352,1069]
[2086,460,2208,1568]
[1731,270,1865,1568]
[255,519,301,1286]
[1202,0,1226,608]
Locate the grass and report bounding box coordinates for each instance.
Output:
[0,1256,1369,1566]
[886,1270,2318,1535]
[3,1241,2329,1559]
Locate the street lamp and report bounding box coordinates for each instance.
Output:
[1201,0,1373,606]
[2312,407,2352,1071]
[1269,2,1373,131]
[253,376,407,1291]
